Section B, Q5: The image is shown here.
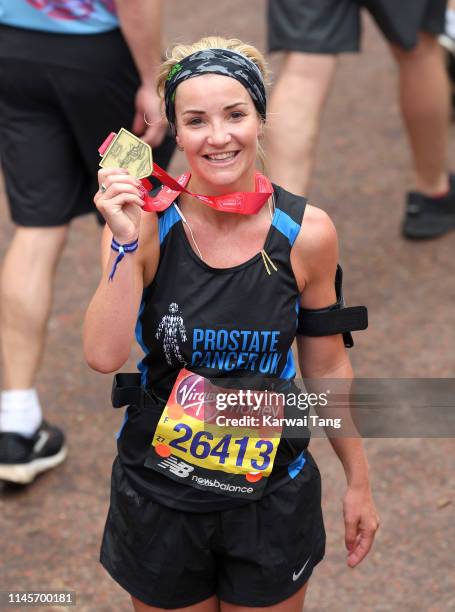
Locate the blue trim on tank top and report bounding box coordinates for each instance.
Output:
[280,348,296,380]
[135,298,149,386]
[272,208,301,246]
[159,205,181,244]
[279,298,299,380]
[288,451,306,478]
[115,411,128,440]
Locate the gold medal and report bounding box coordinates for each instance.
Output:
[99,127,153,179]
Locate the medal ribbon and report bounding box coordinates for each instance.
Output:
[140,164,273,215]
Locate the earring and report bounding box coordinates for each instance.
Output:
[177,144,184,152]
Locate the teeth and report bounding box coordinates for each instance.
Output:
[207,152,236,160]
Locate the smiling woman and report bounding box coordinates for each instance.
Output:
[84,36,378,612]
[158,38,269,176]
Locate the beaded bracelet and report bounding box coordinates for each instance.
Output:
[109,237,139,281]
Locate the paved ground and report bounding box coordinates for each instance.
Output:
[1,2,454,610]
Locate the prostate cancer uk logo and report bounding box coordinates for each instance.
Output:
[190,327,283,375]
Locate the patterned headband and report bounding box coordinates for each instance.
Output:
[164,48,267,131]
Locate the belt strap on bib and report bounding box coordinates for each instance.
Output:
[111,373,160,408]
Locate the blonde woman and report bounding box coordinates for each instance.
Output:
[84,37,379,612]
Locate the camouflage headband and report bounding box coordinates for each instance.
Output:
[164,48,267,131]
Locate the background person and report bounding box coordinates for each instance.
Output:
[439,0,455,115]
[0,0,175,485]
[84,37,379,611]
[266,0,455,240]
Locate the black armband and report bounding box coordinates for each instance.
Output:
[297,265,368,348]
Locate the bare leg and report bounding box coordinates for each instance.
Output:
[390,33,450,195]
[266,52,337,195]
[1,226,68,390]
[131,594,219,612]
[220,581,309,612]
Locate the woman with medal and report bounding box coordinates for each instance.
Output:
[84,37,379,612]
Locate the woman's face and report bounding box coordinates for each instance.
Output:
[174,73,263,193]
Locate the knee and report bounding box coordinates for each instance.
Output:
[280,51,337,81]
[3,225,70,273]
[16,225,69,254]
[391,32,440,64]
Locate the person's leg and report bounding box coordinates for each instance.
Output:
[1,226,68,391]
[0,54,89,481]
[266,53,337,195]
[438,0,455,119]
[266,0,360,195]
[390,32,450,195]
[364,0,454,237]
[0,226,70,483]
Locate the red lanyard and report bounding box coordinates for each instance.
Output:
[141,163,273,215]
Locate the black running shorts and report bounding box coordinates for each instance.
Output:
[0,26,175,227]
[100,453,326,609]
[268,0,447,53]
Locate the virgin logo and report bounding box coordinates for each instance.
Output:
[176,374,219,422]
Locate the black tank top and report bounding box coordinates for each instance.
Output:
[117,184,310,511]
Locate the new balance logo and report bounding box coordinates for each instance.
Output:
[157,456,194,478]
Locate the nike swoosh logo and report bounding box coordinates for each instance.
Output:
[292,556,311,582]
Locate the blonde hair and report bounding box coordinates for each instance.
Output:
[156,37,269,172]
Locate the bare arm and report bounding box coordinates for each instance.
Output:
[114,0,166,146]
[292,205,379,567]
[83,169,159,372]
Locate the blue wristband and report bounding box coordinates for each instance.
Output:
[109,237,139,281]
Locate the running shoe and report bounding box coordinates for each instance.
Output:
[402,174,455,239]
[0,421,67,484]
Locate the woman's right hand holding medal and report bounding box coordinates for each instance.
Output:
[95,168,146,243]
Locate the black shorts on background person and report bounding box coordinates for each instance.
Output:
[268,0,446,53]
[0,26,175,227]
[267,0,455,240]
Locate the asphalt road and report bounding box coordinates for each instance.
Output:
[1,2,454,611]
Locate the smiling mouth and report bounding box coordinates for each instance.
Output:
[203,151,240,162]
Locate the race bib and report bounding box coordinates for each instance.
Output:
[144,369,283,500]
